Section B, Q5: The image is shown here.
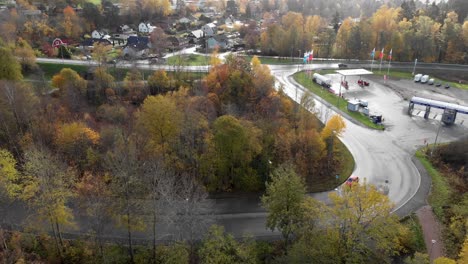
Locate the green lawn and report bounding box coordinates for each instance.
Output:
[167,54,210,66]
[415,148,452,220]
[373,70,468,90]
[38,62,89,79]
[242,55,303,65]
[294,72,385,130]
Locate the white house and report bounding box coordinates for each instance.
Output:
[139,22,156,34]
[91,30,110,40]
[201,22,217,37]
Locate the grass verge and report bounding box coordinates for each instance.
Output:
[401,214,426,253]
[293,71,385,130]
[373,70,468,90]
[414,148,452,220]
[241,55,303,65]
[167,54,209,66]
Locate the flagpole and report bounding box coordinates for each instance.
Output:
[386,49,392,77]
[412,58,418,75]
[370,48,375,72]
[379,49,384,73]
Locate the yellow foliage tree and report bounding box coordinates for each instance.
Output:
[0,148,20,198]
[321,115,346,139]
[210,47,222,66]
[434,257,456,264]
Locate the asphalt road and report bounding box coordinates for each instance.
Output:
[25,57,468,241]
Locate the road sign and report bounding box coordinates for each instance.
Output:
[52,38,64,48]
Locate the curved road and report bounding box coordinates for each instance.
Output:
[29,58,468,240]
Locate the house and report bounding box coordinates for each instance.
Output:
[123,36,151,59]
[120,25,136,34]
[80,38,112,48]
[207,34,229,50]
[188,29,204,44]
[139,22,156,34]
[166,36,189,50]
[91,30,110,40]
[201,23,217,37]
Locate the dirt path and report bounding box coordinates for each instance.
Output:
[416,205,445,261]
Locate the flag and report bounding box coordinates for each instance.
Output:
[303,52,308,63]
[379,48,384,59]
[370,48,375,59]
[388,49,393,60]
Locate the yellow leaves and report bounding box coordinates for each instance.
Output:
[459,235,468,264]
[0,148,21,198]
[210,48,222,66]
[321,115,346,140]
[434,257,456,264]
[51,68,87,94]
[55,122,100,151]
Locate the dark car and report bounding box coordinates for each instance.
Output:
[338,63,348,69]
[444,83,450,89]
[435,82,442,87]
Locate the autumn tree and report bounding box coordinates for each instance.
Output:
[21,146,76,259]
[148,69,171,95]
[261,163,307,250]
[51,68,87,112]
[124,68,147,104]
[150,27,170,57]
[62,6,83,39]
[0,148,20,198]
[92,43,112,67]
[321,114,346,171]
[0,81,38,154]
[76,172,112,260]
[14,38,37,72]
[106,135,146,263]
[198,225,256,264]
[55,122,100,173]
[137,95,183,161]
[92,67,115,103]
[0,47,23,81]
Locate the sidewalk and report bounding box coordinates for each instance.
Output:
[416,205,445,261]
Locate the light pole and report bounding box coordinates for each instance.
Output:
[412,58,418,76]
[429,239,436,262]
[430,119,443,158]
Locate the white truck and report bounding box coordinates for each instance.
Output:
[312,73,332,88]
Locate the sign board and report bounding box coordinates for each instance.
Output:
[52,38,64,48]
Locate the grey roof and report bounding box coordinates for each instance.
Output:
[410,96,468,114]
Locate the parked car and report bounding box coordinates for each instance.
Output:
[414,73,422,82]
[358,79,370,86]
[345,176,359,187]
[338,63,348,69]
[421,75,430,83]
[428,78,434,85]
[435,82,442,87]
[445,83,450,89]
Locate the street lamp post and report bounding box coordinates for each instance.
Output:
[430,119,443,158]
[429,239,436,262]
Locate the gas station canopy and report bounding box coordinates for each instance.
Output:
[335,69,373,76]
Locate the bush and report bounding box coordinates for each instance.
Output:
[96,104,129,124]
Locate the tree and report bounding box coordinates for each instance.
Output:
[0,148,20,198]
[55,122,100,173]
[62,5,83,39]
[92,67,115,103]
[51,68,87,112]
[198,225,256,264]
[75,172,112,260]
[403,252,429,264]
[14,38,37,72]
[150,28,170,57]
[261,163,306,250]
[138,95,183,161]
[21,146,76,259]
[434,257,456,264]
[106,136,146,264]
[92,43,112,66]
[148,70,171,95]
[321,114,346,139]
[327,183,406,262]
[210,48,222,66]
[459,236,468,264]
[210,115,262,191]
[123,68,146,104]
[0,47,22,81]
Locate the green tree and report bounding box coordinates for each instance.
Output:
[0,47,22,81]
[261,163,306,250]
[210,115,262,191]
[403,252,429,264]
[198,225,256,264]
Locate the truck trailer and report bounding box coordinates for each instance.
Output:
[312,73,332,88]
